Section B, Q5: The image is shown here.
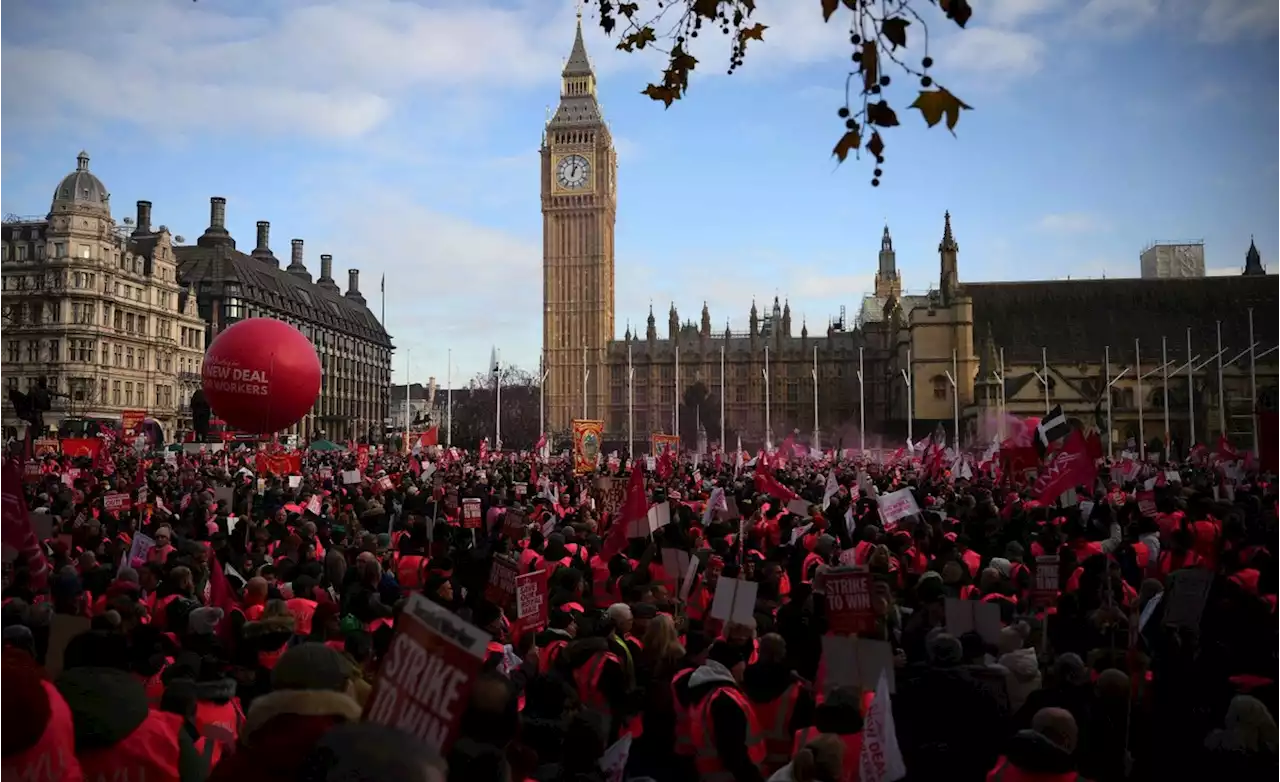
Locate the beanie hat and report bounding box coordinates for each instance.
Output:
[187,607,224,636]
[2,649,50,756]
[271,643,352,692]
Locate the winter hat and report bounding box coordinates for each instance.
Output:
[272,642,352,692]
[2,626,35,656]
[989,557,1013,579]
[187,607,224,636]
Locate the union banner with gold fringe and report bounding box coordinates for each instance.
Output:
[572,419,604,475]
[651,433,680,456]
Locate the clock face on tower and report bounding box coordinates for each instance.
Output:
[555,154,592,190]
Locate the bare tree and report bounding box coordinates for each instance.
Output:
[450,364,542,449]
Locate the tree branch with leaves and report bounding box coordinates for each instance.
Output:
[600,0,973,185]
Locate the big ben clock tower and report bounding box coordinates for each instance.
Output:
[542,13,617,435]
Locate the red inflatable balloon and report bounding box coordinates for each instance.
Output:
[201,318,322,434]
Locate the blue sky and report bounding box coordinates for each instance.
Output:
[3,0,1276,385]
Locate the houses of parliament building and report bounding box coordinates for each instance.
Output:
[542,19,1278,454]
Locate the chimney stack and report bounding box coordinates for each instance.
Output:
[320,254,333,280]
[347,269,360,294]
[135,201,152,234]
[255,221,270,252]
[210,197,227,230]
[290,239,304,268]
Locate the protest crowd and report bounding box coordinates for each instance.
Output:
[2,416,1277,782]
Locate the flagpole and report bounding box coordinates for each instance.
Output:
[951,348,959,449]
[403,349,410,450]
[1187,328,1195,447]
[1135,338,1144,460]
[901,348,913,446]
[1161,336,1169,454]
[674,343,680,440]
[763,345,771,450]
[446,348,452,449]
[997,347,1006,441]
[1104,345,1112,459]
[582,342,589,419]
[381,273,387,447]
[627,341,634,458]
[1042,347,1050,414]
[811,345,819,449]
[1249,308,1258,457]
[716,343,727,453]
[539,351,548,448]
[1216,320,1226,442]
[857,346,865,454]
[495,348,502,449]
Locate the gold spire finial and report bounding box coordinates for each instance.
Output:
[576,0,583,21]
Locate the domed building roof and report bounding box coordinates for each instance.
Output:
[52,151,109,209]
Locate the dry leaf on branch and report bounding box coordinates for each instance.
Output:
[908,87,972,131]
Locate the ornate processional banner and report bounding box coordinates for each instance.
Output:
[572,419,604,475]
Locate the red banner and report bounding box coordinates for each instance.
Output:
[255,452,302,476]
[121,409,146,443]
[357,444,370,473]
[363,593,489,755]
[59,438,101,463]
[515,570,549,633]
[824,568,876,636]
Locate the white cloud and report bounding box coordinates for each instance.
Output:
[1196,0,1280,43]
[1036,213,1105,234]
[937,27,1046,78]
[1068,0,1161,38]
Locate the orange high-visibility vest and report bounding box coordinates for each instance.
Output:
[689,687,766,782]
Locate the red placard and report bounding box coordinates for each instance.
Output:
[461,498,482,530]
[103,492,132,513]
[515,570,549,633]
[363,592,489,755]
[484,555,520,605]
[356,444,370,473]
[1032,555,1060,606]
[121,409,146,443]
[824,568,875,636]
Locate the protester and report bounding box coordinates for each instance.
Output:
[0,425,1274,782]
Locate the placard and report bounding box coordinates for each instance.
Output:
[484,555,520,605]
[461,499,482,530]
[823,568,876,636]
[1032,555,1060,606]
[709,577,758,626]
[128,532,157,569]
[363,593,490,755]
[515,570,549,633]
[877,487,919,528]
[103,492,132,513]
[342,470,361,485]
[944,597,1002,645]
[514,482,527,499]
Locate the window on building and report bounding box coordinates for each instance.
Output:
[48,340,59,362]
[54,242,65,258]
[126,347,134,368]
[100,378,108,402]
[112,381,122,405]
[101,343,109,365]
[138,349,147,369]
[114,345,123,366]
[137,317,147,336]
[79,245,91,259]
[15,246,27,261]
[6,377,18,392]
[126,313,135,333]
[25,341,37,362]
[45,376,57,393]
[932,375,949,400]
[114,310,123,330]
[125,382,133,406]
[5,341,19,363]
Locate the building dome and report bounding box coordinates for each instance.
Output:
[52,151,109,209]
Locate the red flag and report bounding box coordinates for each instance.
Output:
[603,467,646,559]
[1033,431,1096,505]
[207,556,239,648]
[2,460,50,591]
[754,457,799,503]
[419,427,439,448]
[1084,430,1104,462]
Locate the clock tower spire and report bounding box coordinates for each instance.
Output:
[542,15,617,435]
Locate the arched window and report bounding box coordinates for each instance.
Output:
[931,375,948,400]
[1149,387,1165,409]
